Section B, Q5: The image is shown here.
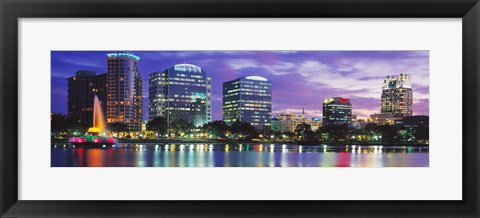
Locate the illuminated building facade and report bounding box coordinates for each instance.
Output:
[322,97,352,126]
[148,64,211,127]
[106,52,143,132]
[368,113,401,126]
[67,70,107,126]
[395,115,429,127]
[271,111,322,133]
[381,74,413,116]
[223,76,272,131]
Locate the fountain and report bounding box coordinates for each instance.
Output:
[70,95,116,148]
[87,95,106,134]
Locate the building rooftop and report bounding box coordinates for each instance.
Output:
[244,76,268,81]
[106,52,140,61]
[173,64,202,73]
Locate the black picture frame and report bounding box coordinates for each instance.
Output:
[1,0,479,217]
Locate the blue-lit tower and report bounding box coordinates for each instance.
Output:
[148,64,212,127]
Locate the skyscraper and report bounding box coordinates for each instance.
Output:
[223,76,272,131]
[381,74,413,116]
[322,97,352,126]
[67,70,106,126]
[148,64,211,127]
[106,52,143,132]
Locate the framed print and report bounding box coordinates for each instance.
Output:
[1,0,479,217]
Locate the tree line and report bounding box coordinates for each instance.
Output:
[52,113,428,144]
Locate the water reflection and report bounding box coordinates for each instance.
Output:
[51,143,429,167]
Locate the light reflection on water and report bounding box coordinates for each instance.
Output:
[51,143,429,167]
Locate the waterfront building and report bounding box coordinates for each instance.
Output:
[271,110,322,133]
[395,115,429,127]
[356,119,367,129]
[351,114,363,129]
[148,64,212,127]
[322,97,352,126]
[223,76,272,131]
[271,117,281,132]
[67,70,107,126]
[368,113,402,126]
[106,52,143,132]
[381,74,413,116]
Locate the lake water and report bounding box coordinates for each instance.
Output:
[51,143,429,167]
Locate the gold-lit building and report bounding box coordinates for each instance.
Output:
[368,113,402,126]
[106,52,143,132]
[381,74,413,116]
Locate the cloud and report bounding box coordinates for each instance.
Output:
[226,58,259,70]
[226,59,296,76]
[51,70,70,79]
[277,51,299,54]
[222,51,428,119]
[273,108,323,118]
[293,56,429,100]
[57,56,104,68]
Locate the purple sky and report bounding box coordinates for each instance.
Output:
[51,51,429,121]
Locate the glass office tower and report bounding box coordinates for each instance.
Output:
[223,76,272,131]
[148,64,211,127]
[322,97,352,126]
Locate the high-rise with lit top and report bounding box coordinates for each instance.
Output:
[381,74,413,116]
[223,76,272,131]
[106,52,143,132]
[148,64,212,127]
[322,97,352,126]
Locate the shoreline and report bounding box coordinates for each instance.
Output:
[51,139,429,147]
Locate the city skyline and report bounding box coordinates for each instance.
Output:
[51,51,429,120]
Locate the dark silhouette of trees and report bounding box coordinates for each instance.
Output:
[51,113,89,136]
[201,121,229,138]
[320,124,349,142]
[170,119,195,137]
[229,121,258,139]
[294,123,316,142]
[414,126,429,143]
[146,117,168,136]
[51,113,68,134]
[377,125,399,142]
[108,122,128,133]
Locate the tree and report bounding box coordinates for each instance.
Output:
[321,124,349,142]
[201,121,229,138]
[280,131,295,141]
[108,122,128,133]
[170,119,195,137]
[146,117,168,136]
[295,123,314,142]
[413,126,429,143]
[51,113,67,134]
[229,121,258,139]
[377,125,399,142]
[52,113,89,136]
